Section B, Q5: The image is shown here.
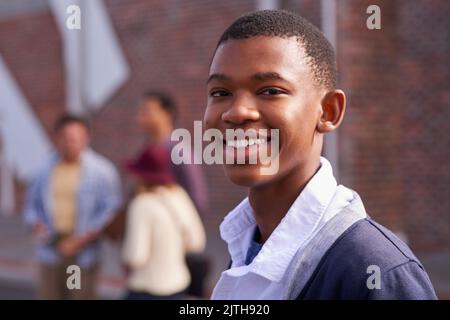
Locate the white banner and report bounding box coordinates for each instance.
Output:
[0,55,52,182]
[0,138,14,216]
[49,0,129,114]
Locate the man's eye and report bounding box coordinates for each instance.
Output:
[259,88,284,95]
[210,90,231,97]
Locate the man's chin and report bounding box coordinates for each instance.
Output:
[223,165,274,187]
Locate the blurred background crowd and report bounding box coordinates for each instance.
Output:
[0,0,449,299]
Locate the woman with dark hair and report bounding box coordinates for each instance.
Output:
[121,145,206,300]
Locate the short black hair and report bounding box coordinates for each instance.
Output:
[143,91,177,121]
[54,114,90,133]
[217,10,337,89]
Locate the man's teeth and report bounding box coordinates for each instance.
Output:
[226,138,267,148]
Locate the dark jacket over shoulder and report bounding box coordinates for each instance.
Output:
[297,219,437,300]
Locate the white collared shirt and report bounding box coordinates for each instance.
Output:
[211,157,354,300]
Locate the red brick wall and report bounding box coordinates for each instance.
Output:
[0,10,64,140]
[397,0,450,251]
[337,0,450,251]
[337,0,403,234]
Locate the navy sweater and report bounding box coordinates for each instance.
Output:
[296,218,437,300]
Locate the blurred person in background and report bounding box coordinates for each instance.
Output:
[137,91,208,216]
[121,145,206,300]
[106,91,211,297]
[23,114,122,299]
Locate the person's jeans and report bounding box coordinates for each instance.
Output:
[38,256,98,300]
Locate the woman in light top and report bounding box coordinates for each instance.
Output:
[122,145,206,300]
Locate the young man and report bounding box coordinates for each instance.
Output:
[24,115,122,299]
[204,10,437,299]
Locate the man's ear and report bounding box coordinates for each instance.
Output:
[317,90,346,133]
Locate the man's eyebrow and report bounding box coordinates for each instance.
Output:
[206,72,289,84]
[251,72,287,82]
[206,73,230,84]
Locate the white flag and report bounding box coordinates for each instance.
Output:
[0,138,15,216]
[49,0,129,114]
[0,55,52,181]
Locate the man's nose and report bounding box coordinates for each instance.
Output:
[221,95,260,125]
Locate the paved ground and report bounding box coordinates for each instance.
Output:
[0,214,228,299]
[0,214,448,300]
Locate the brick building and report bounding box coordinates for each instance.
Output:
[0,0,449,260]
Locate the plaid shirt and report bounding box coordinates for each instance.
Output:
[23,149,122,268]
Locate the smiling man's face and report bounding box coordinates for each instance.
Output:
[204,36,325,187]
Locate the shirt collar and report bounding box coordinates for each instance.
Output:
[53,148,91,164]
[219,157,338,282]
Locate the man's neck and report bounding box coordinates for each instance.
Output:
[60,158,81,165]
[249,158,321,243]
[60,153,82,165]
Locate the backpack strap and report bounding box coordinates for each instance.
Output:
[283,190,368,299]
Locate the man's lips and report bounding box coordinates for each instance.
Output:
[221,135,274,165]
